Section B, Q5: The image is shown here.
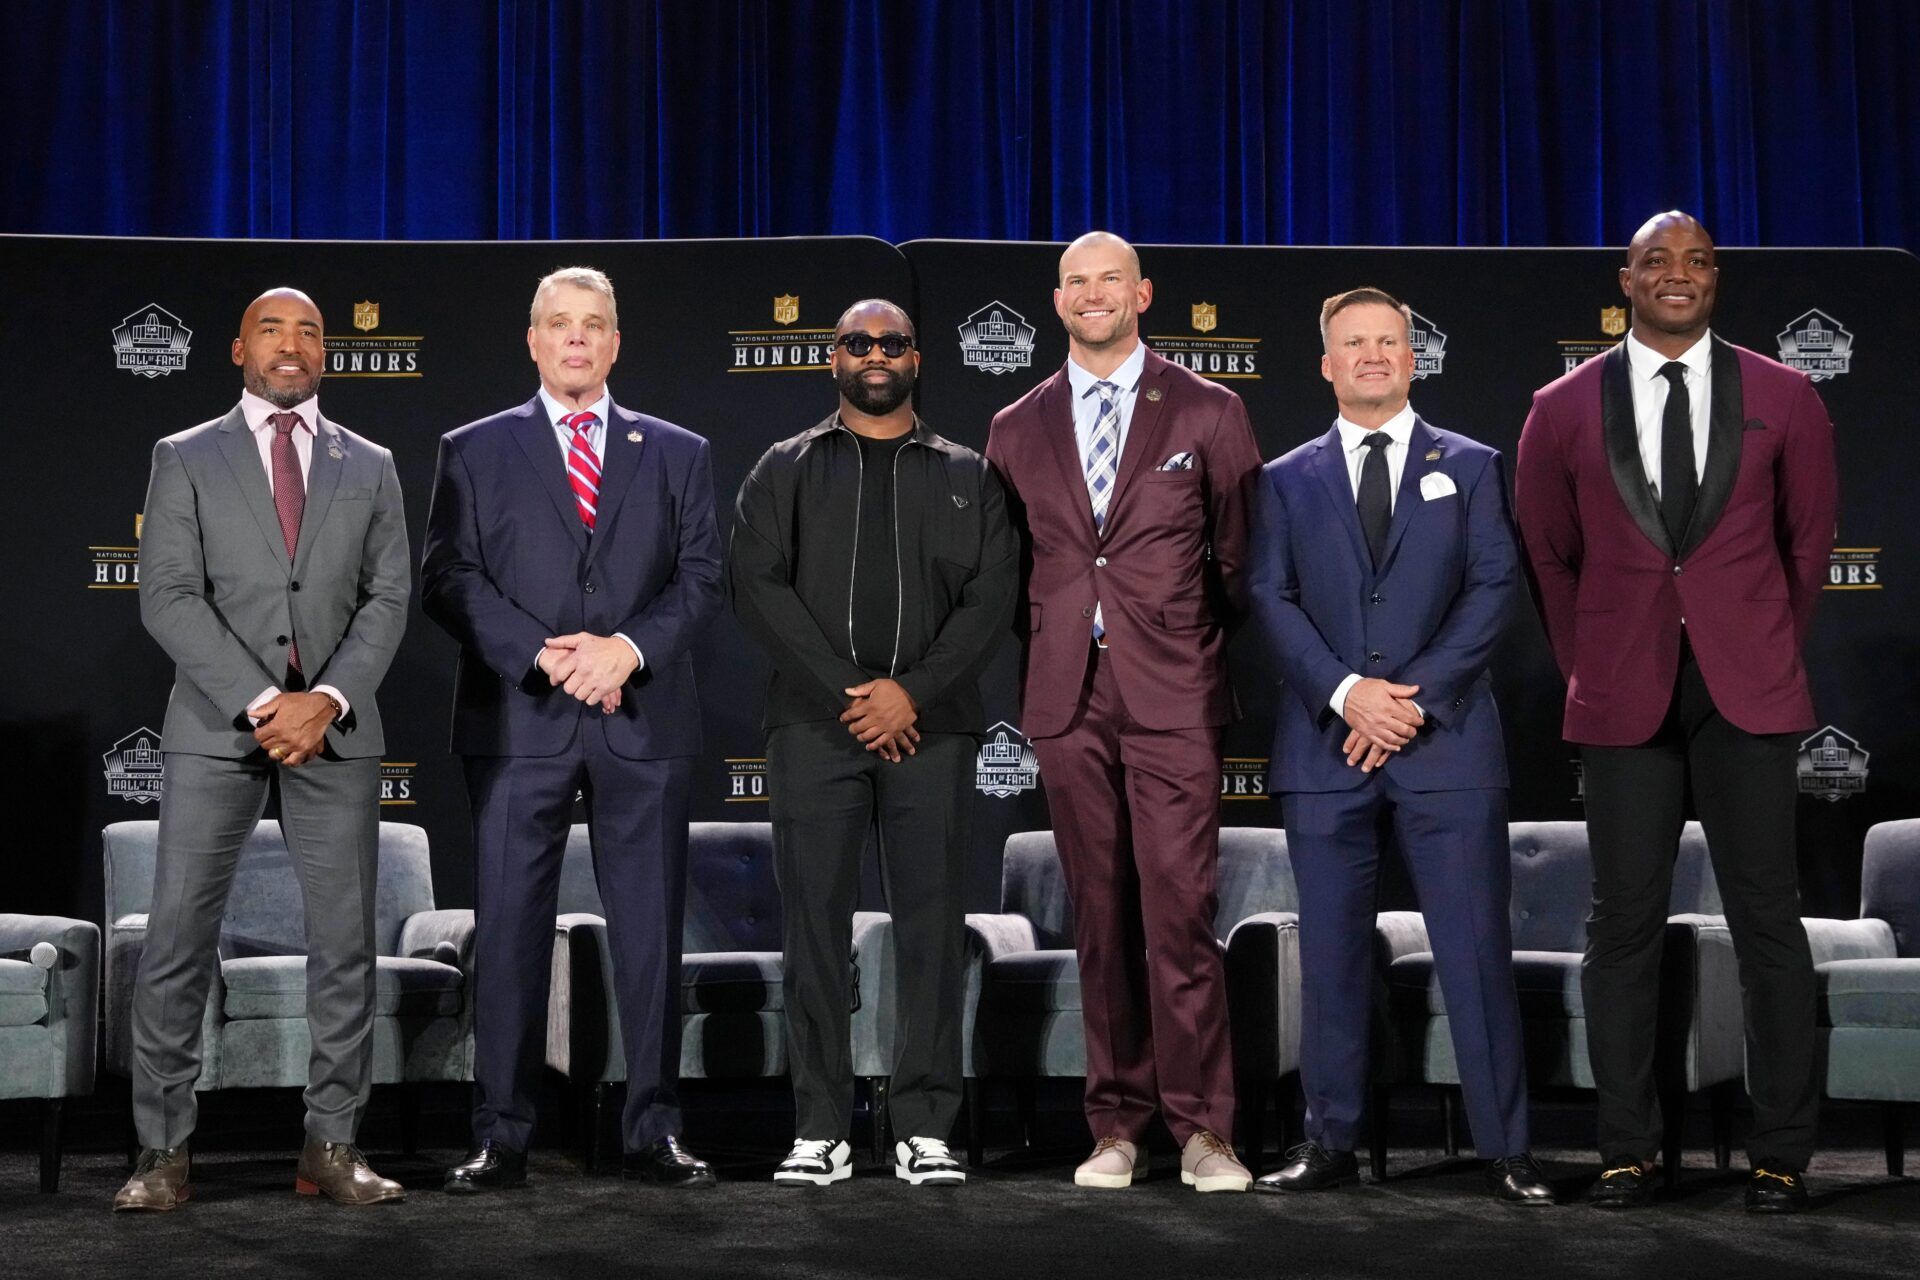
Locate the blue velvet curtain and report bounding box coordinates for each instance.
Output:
[3,0,1915,250]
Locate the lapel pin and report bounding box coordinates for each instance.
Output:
[1145,387,1163,402]
[1425,448,1441,461]
[952,495,969,509]
[627,429,643,443]
[327,442,343,459]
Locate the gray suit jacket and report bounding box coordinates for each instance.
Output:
[138,404,410,759]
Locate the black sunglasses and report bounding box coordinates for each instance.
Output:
[835,333,914,358]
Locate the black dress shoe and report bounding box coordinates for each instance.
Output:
[1486,1153,1555,1205]
[1745,1166,1810,1214]
[444,1140,527,1193]
[1253,1141,1359,1193]
[1586,1161,1654,1209]
[623,1135,716,1188]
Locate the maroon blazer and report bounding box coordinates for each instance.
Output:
[1514,337,1837,746]
[985,349,1263,737]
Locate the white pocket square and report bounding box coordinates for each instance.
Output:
[1159,452,1195,471]
[1419,472,1457,500]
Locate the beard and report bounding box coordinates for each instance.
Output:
[837,363,916,416]
[243,364,320,409]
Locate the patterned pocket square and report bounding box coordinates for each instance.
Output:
[1159,452,1195,471]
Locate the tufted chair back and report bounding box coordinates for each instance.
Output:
[556,822,781,952]
[1506,820,1721,951]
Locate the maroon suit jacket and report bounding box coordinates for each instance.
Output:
[985,349,1263,737]
[1514,337,1837,745]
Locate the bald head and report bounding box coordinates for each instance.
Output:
[1059,231,1141,286]
[1626,210,1713,263]
[239,287,323,337]
[835,298,915,341]
[232,287,325,409]
[1620,210,1718,351]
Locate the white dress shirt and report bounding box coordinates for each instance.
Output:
[534,385,644,673]
[236,390,349,725]
[1066,341,1149,639]
[1329,403,1421,721]
[1623,329,1713,496]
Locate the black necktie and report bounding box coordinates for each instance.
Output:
[1658,361,1697,547]
[1357,432,1392,569]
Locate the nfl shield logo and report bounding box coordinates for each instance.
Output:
[1191,302,1218,333]
[353,301,380,332]
[1599,306,1627,337]
[773,294,800,325]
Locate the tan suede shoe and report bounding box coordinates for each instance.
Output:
[1073,1136,1148,1189]
[113,1145,191,1212]
[1180,1130,1252,1193]
[294,1140,407,1205]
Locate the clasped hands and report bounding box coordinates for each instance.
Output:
[1340,678,1424,773]
[840,679,918,763]
[252,691,336,767]
[539,632,637,714]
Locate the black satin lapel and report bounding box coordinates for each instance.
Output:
[1309,427,1372,571]
[215,408,293,568]
[1600,342,1674,557]
[510,409,590,554]
[1375,420,1434,577]
[1682,337,1746,558]
[290,421,344,578]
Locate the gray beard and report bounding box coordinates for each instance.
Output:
[244,369,319,409]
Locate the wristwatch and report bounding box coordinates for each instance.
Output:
[318,692,344,723]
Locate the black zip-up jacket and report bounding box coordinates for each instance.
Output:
[729,414,1017,733]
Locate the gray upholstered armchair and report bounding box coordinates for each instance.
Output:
[102,820,474,1148]
[959,827,1298,1165]
[1803,818,1920,1175]
[1372,820,1741,1186]
[0,913,98,1191]
[548,821,885,1165]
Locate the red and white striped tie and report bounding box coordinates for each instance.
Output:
[563,411,601,530]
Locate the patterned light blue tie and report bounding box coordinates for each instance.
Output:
[1085,380,1121,532]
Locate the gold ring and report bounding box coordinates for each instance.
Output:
[270,747,285,760]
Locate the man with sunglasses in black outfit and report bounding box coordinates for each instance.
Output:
[731,299,1017,1187]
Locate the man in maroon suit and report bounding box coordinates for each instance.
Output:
[1515,211,1837,1213]
[986,232,1262,1193]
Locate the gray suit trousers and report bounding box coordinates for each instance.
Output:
[129,749,380,1148]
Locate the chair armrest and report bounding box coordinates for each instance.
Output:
[103,914,149,1076]
[963,912,1038,963]
[851,913,894,1078]
[399,908,477,970]
[1800,916,1897,966]
[0,915,99,1097]
[1225,911,1302,1080]
[1374,910,1431,963]
[549,913,621,1083]
[1664,915,1743,1088]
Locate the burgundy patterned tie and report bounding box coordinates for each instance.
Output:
[269,412,305,671]
[564,411,602,530]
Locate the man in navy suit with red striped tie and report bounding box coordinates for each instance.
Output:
[422,267,724,1191]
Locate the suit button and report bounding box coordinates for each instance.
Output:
[1453,698,1463,709]
[289,580,301,592]
[584,581,597,593]
[1368,652,1383,664]
[275,634,289,646]
[1672,564,1683,575]
[1082,606,1093,618]
[1095,556,1108,567]
[1369,592,1383,604]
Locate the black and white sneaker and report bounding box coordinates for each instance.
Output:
[894,1137,966,1186]
[774,1138,852,1186]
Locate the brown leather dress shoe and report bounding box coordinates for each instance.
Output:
[113,1145,192,1212]
[295,1139,407,1205]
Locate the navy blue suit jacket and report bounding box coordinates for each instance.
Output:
[1249,416,1519,794]
[421,395,723,759]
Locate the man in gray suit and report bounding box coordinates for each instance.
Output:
[115,288,412,1211]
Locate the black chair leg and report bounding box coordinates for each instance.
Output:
[398,1082,422,1157]
[1441,1088,1459,1158]
[1015,1078,1038,1149]
[1709,1081,1735,1171]
[964,1079,984,1167]
[1368,1085,1389,1182]
[1887,1101,1907,1178]
[867,1077,891,1165]
[1237,1079,1267,1172]
[1659,1086,1686,1189]
[40,1098,65,1193]
[586,1081,610,1174]
[1280,1074,1302,1153]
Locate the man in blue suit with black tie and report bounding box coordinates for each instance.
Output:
[421,267,724,1191]
[1247,288,1549,1204]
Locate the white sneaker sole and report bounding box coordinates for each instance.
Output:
[1074,1165,1147,1189]
[774,1164,852,1187]
[895,1165,966,1186]
[1182,1169,1252,1192]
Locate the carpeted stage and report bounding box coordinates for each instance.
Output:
[3,1084,1914,1279]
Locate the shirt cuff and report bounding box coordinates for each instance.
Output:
[614,633,645,671]
[312,683,350,722]
[1330,673,1362,720]
[245,686,282,728]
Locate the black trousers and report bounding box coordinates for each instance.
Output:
[767,720,972,1143]
[1580,647,1818,1170]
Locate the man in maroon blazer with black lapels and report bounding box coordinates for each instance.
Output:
[986,232,1262,1194]
[1515,211,1837,1214]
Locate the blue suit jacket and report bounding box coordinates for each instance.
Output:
[1249,416,1518,793]
[421,395,723,759]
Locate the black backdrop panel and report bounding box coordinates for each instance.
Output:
[2,235,1912,921]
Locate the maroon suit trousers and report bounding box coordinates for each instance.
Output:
[1030,644,1236,1145]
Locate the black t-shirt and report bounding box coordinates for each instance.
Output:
[850,432,911,674]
